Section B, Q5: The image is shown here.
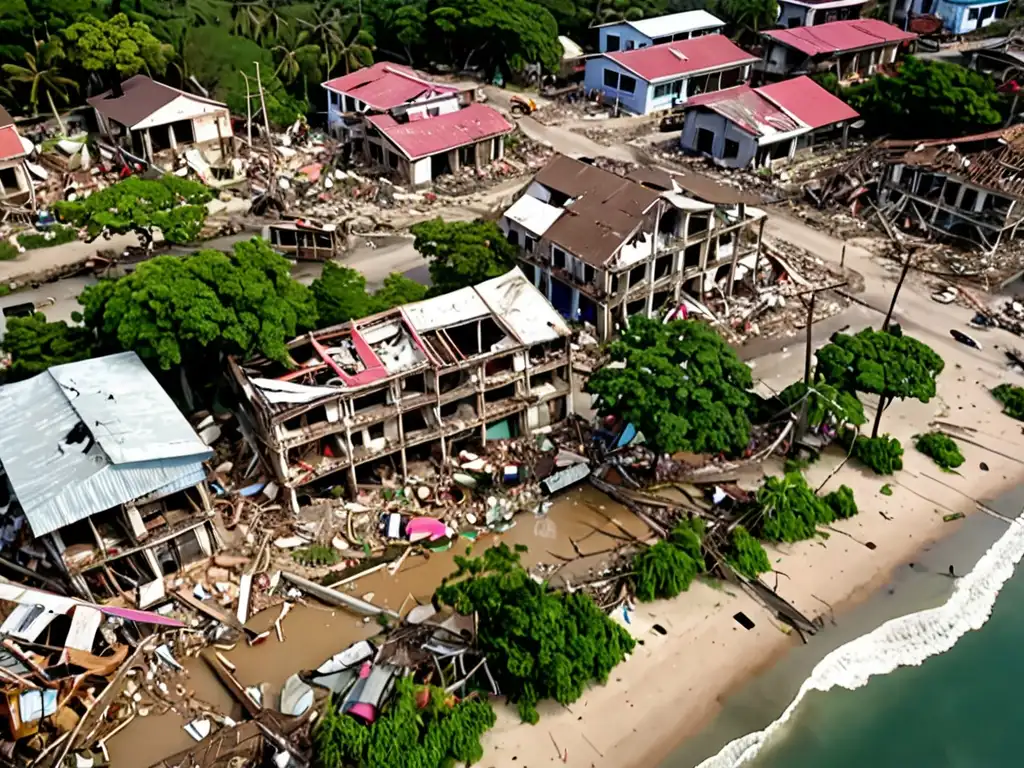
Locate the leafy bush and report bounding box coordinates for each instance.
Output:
[16,225,78,250]
[434,544,634,724]
[822,485,858,520]
[756,472,834,543]
[313,676,496,768]
[777,377,866,428]
[844,432,904,475]
[0,313,96,382]
[725,525,772,579]
[992,383,1024,421]
[914,432,965,470]
[0,242,17,261]
[634,517,706,602]
[292,545,339,567]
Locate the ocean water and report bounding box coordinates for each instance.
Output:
[662,488,1024,768]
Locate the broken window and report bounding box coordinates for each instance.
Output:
[0,167,20,194]
[440,397,477,422]
[724,138,740,159]
[959,187,979,212]
[628,263,646,287]
[507,229,520,247]
[444,317,508,357]
[552,246,567,269]
[353,388,389,415]
[654,254,672,280]
[683,243,701,269]
[484,383,516,404]
[943,181,961,206]
[401,408,431,436]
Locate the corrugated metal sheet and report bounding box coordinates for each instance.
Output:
[605,34,757,83]
[763,19,915,57]
[0,352,212,538]
[627,10,724,38]
[402,286,490,332]
[474,269,570,345]
[367,103,513,160]
[757,76,859,130]
[502,194,565,237]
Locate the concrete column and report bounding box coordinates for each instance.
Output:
[571,287,580,320]
[168,123,177,151]
[143,129,154,162]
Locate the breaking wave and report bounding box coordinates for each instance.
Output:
[697,511,1024,768]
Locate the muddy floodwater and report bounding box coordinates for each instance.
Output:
[107,485,650,767]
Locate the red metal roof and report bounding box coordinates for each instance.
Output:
[322,62,458,111]
[604,34,758,83]
[686,85,802,137]
[0,125,26,162]
[757,76,859,129]
[762,19,915,56]
[367,103,513,161]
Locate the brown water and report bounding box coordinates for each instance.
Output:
[108,485,649,767]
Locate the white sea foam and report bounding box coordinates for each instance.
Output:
[697,512,1024,768]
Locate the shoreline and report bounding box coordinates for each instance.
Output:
[481,325,1024,768]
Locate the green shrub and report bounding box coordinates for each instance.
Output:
[16,225,78,250]
[757,472,834,543]
[823,485,858,520]
[634,517,706,603]
[842,430,904,475]
[312,676,496,768]
[0,242,18,261]
[914,432,965,470]
[992,383,1024,421]
[434,544,634,724]
[292,545,339,567]
[725,525,772,579]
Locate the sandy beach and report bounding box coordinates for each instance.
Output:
[480,297,1024,768]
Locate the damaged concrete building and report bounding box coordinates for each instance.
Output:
[498,155,767,340]
[0,108,33,209]
[229,269,573,496]
[877,126,1024,252]
[0,352,219,602]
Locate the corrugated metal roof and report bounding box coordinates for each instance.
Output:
[322,63,457,111]
[757,76,859,130]
[0,125,25,162]
[626,10,725,38]
[0,352,212,537]
[502,194,564,237]
[762,19,915,57]
[402,286,490,332]
[605,34,758,83]
[367,104,513,161]
[687,85,802,138]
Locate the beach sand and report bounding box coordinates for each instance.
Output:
[480,323,1024,768]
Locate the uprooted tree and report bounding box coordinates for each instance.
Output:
[77,237,317,371]
[433,543,635,724]
[586,316,754,456]
[54,175,213,248]
[410,218,518,296]
[814,327,944,438]
[313,676,496,768]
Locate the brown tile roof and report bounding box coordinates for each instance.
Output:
[87,75,226,129]
[0,107,12,128]
[534,156,660,267]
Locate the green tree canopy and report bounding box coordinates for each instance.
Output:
[434,543,635,724]
[586,316,754,456]
[844,57,1005,139]
[634,517,705,602]
[64,13,171,96]
[410,219,517,295]
[815,327,944,437]
[777,377,866,429]
[78,237,317,370]
[54,175,213,248]
[311,264,429,327]
[0,313,96,382]
[183,25,308,127]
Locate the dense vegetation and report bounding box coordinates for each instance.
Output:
[724,524,771,580]
[587,316,754,456]
[410,219,518,297]
[0,313,96,383]
[816,328,944,438]
[914,432,964,471]
[992,383,1024,421]
[313,676,496,767]
[776,377,866,430]
[77,237,318,369]
[843,431,904,475]
[434,544,634,724]
[633,517,705,602]
[752,472,859,543]
[311,262,427,326]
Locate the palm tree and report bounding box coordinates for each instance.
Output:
[273,30,318,85]
[232,0,267,41]
[297,7,344,52]
[2,40,77,134]
[324,14,375,77]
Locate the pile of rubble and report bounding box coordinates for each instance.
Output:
[431,135,554,197]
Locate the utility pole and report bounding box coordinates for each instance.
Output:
[791,279,849,452]
[883,249,913,332]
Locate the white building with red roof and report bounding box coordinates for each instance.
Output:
[679,75,859,168]
[0,107,33,208]
[582,34,758,115]
[759,18,915,81]
[322,62,513,186]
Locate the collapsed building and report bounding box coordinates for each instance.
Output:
[229,269,573,498]
[0,352,219,602]
[0,107,33,210]
[877,126,1024,252]
[498,155,767,340]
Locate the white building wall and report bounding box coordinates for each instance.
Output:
[411,157,432,185]
[133,96,226,130]
[192,112,232,143]
[397,95,461,121]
